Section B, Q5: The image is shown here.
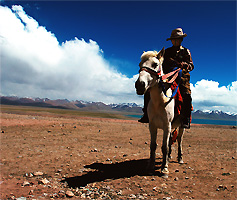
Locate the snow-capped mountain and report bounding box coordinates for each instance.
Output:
[192,110,236,120]
[1,96,236,120]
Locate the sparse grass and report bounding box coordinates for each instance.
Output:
[0,104,137,120]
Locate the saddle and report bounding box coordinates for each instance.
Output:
[171,81,182,117]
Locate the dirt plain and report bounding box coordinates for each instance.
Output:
[0,105,236,199]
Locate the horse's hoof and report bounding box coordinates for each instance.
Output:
[161,167,169,174]
[161,173,169,179]
[178,159,184,164]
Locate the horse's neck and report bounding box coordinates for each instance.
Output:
[150,81,171,106]
[149,84,164,107]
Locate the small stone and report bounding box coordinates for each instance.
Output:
[43,193,48,197]
[58,190,65,198]
[117,190,122,195]
[29,190,34,195]
[34,171,43,176]
[137,195,145,199]
[183,190,190,194]
[66,190,74,197]
[25,173,33,177]
[175,169,179,172]
[1,130,5,133]
[56,169,62,173]
[48,130,52,133]
[174,177,179,181]
[38,178,50,185]
[15,197,26,200]
[185,177,189,179]
[22,181,31,187]
[123,154,128,157]
[129,194,136,199]
[161,183,167,188]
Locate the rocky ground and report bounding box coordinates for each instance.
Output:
[0,110,236,199]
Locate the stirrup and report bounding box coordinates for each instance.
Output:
[181,119,190,129]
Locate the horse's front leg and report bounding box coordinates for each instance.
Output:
[177,127,184,164]
[161,124,171,177]
[147,124,157,172]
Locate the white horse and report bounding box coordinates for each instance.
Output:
[135,48,185,178]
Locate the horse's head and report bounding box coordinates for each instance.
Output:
[135,47,165,95]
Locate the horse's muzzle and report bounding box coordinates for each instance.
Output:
[135,80,145,95]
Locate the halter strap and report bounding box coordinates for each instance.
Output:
[139,67,162,77]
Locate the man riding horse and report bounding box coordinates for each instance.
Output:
[139,28,194,129]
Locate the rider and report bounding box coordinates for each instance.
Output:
[138,28,194,129]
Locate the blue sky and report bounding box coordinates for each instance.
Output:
[0,1,236,113]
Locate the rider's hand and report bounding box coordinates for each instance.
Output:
[180,62,189,70]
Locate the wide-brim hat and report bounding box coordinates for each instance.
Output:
[166,28,187,41]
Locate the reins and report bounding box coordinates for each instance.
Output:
[139,67,182,98]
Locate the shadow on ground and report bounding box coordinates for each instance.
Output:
[62,159,164,188]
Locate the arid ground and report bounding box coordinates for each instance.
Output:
[1,105,236,199]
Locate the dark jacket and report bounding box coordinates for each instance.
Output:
[162,46,194,94]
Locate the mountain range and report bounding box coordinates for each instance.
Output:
[1,96,236,121]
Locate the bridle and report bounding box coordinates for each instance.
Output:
[139,66,162,78]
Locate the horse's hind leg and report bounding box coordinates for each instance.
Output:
[168,135,173,160]
[147,125,157,172]
[177,127,184,164]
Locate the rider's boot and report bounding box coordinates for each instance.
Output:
[138,91,150,123]
[182,117,191,129]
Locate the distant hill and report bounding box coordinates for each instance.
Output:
[0,96,142,113]
[1,96,236,121]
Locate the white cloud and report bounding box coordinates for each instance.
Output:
[0,5,140,104]
[0,5,236,114]
[191,80,237,113]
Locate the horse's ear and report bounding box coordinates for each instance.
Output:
[157,47,165,59]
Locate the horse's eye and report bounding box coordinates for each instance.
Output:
[152,63,158,68]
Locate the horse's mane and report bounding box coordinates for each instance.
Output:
[140,51,158,62]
